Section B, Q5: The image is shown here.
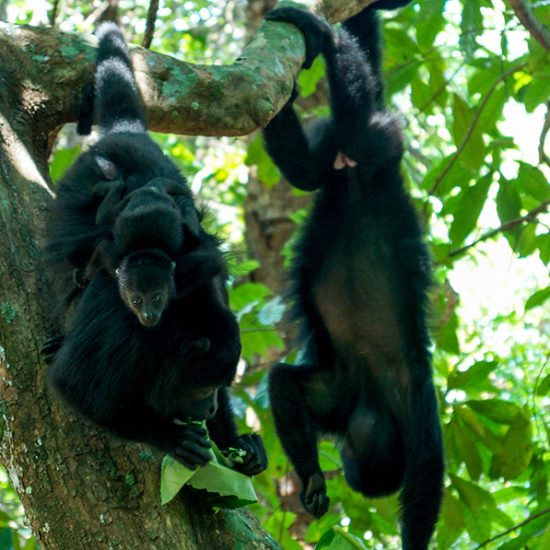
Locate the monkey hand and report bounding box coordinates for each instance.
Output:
[227,433,268,476]
[266,8,331,69]
[301,473,329,518]
[170,422,213,469]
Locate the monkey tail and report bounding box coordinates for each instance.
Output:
[82,22,147,136]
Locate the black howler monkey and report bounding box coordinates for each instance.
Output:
[43,23,267,475]
[263,3,443,548]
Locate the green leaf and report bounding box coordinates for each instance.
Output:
[448,360,498,391]
[522,75,550,112]
[49,146,81,183]
[517,224,538,257]
[421,154,473,196]
[496,180,522,223]
[229,282,272,315]
[516,163,550,202]
[450,474,496,510]
[452,94,485,170]
[386,58,421,96]
[245,135,280,187]
[160,455,197,505]
[467,399,522,424]
[456,421,483,480]
[410,75,432,112]
[437,491,465,549]
[537,233,550,264]
[460,2,482,59]
[160,441,257,507]
[298,55,325,98]
[416,0,446,50]
[496,179,523,247]
[499,414,534,479]
[478,85,507,132]
[536,374,550,396]
[449,174,492,245]
[434,311,460,355]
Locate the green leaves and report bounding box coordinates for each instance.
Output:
[160,443,257,508]
[449,174,492,245]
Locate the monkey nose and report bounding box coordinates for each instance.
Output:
[141,312,159,327]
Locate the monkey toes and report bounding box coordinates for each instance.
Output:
[302,473,329,518]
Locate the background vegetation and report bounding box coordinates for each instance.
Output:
[1,0,548,548]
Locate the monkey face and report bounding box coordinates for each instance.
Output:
[117,261,175,327]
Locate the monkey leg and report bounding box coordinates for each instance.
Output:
[269,362,330,518]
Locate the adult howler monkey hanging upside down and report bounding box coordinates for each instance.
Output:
[43,23,267,476]
[263,2,443,548]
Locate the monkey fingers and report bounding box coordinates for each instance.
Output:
[231,433,268,476]
[172,424,212,469]
[302,473,329,518]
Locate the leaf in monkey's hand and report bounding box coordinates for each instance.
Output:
[160,430,257,508]
[187,454,257,509]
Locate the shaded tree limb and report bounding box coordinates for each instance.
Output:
[509,0,550,50]
[0,0,378,142]
[447,200,550,259]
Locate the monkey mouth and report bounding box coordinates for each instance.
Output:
[139,316,160,327]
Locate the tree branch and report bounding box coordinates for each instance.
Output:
[474,507,550,549]
[447,200,550,259]
[509,0,550,50]
[0,0,378,138]
[142,0,159,49]
[539,101,550,166]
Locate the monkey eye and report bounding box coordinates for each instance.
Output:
[131,296,143,307]
[152,294,162,304]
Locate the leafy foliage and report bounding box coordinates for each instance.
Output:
[3,0,549,548]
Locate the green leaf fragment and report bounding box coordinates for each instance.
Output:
[160,439,257,507]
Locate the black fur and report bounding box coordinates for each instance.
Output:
[43,23,267,475]
[263,4,443,548]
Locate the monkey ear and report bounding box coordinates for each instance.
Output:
[95,156,118,181]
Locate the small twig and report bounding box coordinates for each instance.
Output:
[447,200,550,259]
[142,0,160,49]
[539,101,550,166]
[474,507,550,548]
[509,0,550,50]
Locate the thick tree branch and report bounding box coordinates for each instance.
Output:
[0,0,378,140]
[509,0,550,50]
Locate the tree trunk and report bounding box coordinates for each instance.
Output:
[0,23,277,550]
